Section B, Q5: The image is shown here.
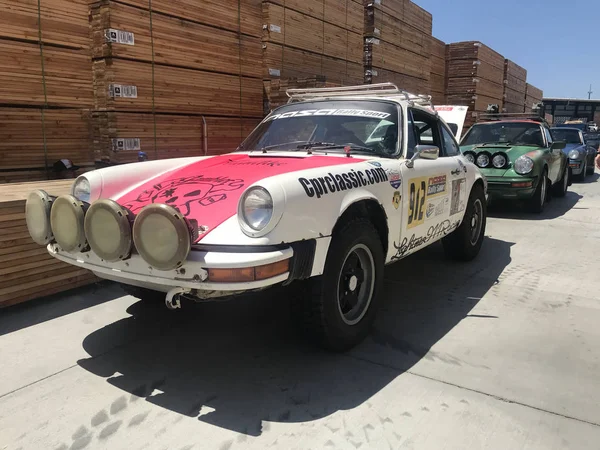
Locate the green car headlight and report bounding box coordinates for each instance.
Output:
[514,155,534,175]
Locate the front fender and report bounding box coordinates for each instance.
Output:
[338,188,384,221]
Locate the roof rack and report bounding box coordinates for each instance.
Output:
[476,112,548,125]
[285,82,434,108]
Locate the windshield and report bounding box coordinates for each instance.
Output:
[461,122,544,147]
[238,100,401,158]
[550,129,582,144]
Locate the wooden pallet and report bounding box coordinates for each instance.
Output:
[446,58,504,86]
[0,180,98,308]
[446,77,504,101]
[263,76,342,112]
[365,38,431,81]
[0,107,94,171]
[504,86,526,106]
[0,39,93,108]
[366,67,431,95]
[505,74,527,95]
[525,83,543,100]
[503,101,524,114]
[504,59,527,82]
[113,0,263,38]
[0,0,90,49]
[92,58,263,117]
[447,41,505,72]
[91,111,260,164]
[446,93,503,112]
[91,1,262,79]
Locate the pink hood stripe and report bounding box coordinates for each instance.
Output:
[115,153,365,241]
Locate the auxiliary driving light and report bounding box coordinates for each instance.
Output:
[132,204,191,271]
[25,190,54,245]
[492,153,508,169]
[84,199,132,262]
[50,195,89,252]
[476,153,491,168]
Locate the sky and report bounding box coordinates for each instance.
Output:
[416,0,600,99]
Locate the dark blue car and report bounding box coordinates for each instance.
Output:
[550,127,596,181]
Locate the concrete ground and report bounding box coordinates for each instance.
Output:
[2,173,600,450]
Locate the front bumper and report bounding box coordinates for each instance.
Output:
[48,243,300,296]
[485,176,538,200]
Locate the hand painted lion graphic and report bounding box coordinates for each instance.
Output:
[122,175,245,217]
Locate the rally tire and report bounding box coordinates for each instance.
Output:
[587,161,595,175]
[442,184,486,262]
[528,170,548,214]
[551,163,569,198]
[291,218,384,352]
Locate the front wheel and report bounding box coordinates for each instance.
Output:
[587,158,595,175]
[528,171,547,214]
[442,183,486,261]
[291,218,384,352]
[551,163,569,198]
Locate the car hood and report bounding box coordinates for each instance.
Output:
[562,143,585,156]
[460,144,545,177]
[114,152,365,241]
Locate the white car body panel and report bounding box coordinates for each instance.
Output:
[435,105,469,141]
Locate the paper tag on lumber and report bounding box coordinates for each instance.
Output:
[105,29,135,46]
[268,68,281,77]
[108,84,138,99]
[111,138,141,152]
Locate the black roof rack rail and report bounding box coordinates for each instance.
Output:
[476,112,548,126]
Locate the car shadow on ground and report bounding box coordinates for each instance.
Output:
[76,237,513,437]
[580,172,600,184]
[488,190,583,221]
[0,280,119,337]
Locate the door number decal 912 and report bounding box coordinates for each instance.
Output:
[407,176,427,229]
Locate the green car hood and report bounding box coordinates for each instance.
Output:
[460,144,545,177]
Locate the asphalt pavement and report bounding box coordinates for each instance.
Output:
[2,172,600,450]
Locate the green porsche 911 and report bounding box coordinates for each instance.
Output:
[459,116,569,213]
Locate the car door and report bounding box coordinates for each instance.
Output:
[543,126,562,183]
[396,108,464,259]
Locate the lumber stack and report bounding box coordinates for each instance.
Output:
[364,0,432,94]
[503,59,527,113]
[261,0,364,109]
[90,0,263,165]
[0,0,93,183]
[446,41,505,128]
[0,180,98,308]
[429,36,446,104]
[524,83,543,113]
[263,76,342,113]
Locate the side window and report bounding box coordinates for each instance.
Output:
[408,108,444,157]
[441,123,460,157]
[544,127,553,146]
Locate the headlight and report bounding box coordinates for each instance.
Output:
[239,187,273,232]
[492,153,507,169]
[50,195,88,252]
[476,153,490,168]
[463,152,476,163]
[72,176,91,202]
[84,199,132,262]
[132,204,191,271]
[514,155,534,175]
[25,190,54,245]
[568,150,580,160]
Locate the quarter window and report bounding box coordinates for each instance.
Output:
[441,124,460,156]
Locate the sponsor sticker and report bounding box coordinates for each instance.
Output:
[388,170,402,189]
[298,167,389,199]
[266,109,391,121]
[392,191,401,210]
[427,175,447,197]
[450,178,467,215]
[426,197,449,220]
[392,219,461,260]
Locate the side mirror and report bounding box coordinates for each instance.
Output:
[551,141,566,151]
[406,145,439,168]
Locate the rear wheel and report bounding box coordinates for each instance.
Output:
[442,184,486,261]
[291,218,384,352]
[551,163,569,198]
[528,170,547,214]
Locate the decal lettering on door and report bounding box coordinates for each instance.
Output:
[407,176,428,229]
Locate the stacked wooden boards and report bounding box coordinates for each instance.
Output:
[263,76,342,113]
[445,41,505,127]
[525,83,543,113]
[0,180,98,308]
[0,0,94,182]
[429,36,446,104]
[91,0,263,164]
[363,0,432,94]
[261,0,364,109]
[503,59,527,113]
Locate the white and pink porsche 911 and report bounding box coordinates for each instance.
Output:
[25,83,487,351]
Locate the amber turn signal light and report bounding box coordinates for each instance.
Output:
[207,259,290,283]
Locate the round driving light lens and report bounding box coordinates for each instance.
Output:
[84,200,132,262]
[476,153,490,168]
[514,155,534,175]
[50,195,88,252]
[25,190,54,245]
[73,176,91,202]
[492,154,507,169]
[132,204,191,271]
[463,152,475,163]
[568,150,580,160]
[241,187,273,231]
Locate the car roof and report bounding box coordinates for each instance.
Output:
[477,120,542,125]
[550,126,581,131]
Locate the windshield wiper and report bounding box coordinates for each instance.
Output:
[298,143,377,156]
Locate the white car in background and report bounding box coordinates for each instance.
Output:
[25,83,487,351]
